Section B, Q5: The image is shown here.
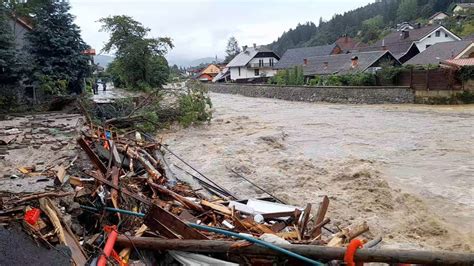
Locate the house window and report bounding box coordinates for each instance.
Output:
[426,44,431,49]
[238,67,241,76]
[435,30,440,37]
[254,69,260,76]
[259,59,264,67]
[445,33,448,37]
[428,35,431,38]
[270,58,274,66]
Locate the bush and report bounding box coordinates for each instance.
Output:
[179,80,212,127]
[458,66,474,82]
[307,73,376,86]
[268,66,304,85]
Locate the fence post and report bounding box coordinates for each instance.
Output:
[425,69,429,91]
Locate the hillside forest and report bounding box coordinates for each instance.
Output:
[268,0,474,56]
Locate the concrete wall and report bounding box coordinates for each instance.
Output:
[207,83,414,104]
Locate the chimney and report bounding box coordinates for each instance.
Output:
[351,56,359,68]
[303,58,308,65]
[400,30,409,40]
[253,43,257,49]
[416,23,421,29]
[242,45,248,51]
[381,39,387,50]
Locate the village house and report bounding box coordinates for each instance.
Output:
[396,22,414,31]
[404,40,474,66]
[452,3,474,14]
[8,15,33,50]
[302,50,400,78]
[428,12,449,25]
[226,44,280,82]
[360,25,461,63]
[273,44,341,70]
[441,41,474,67]
[196,64,222,82]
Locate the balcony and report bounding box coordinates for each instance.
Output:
[248,63,275,68]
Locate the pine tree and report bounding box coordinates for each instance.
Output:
[26,0,90,95]
[0,5,19,84]
[224,36,241,63]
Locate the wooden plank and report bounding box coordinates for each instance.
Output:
[276,231,300,240]
[260,209,299,219]
[309,196,329,239]
[89,171,152,205]
[298,203,311,239]
[39,197,87,266]
[327,221,369,247]
[200,200,232,215]
[77,137,107,174]
[144,204,208,240]
[148,182,204,213]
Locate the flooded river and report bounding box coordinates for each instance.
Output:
[163,93,474,251]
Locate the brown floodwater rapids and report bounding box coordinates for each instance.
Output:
[162,92,474,251]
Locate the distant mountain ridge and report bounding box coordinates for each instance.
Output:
[94,54,114,68]
[168,57,223,68]
[267,0,469,56]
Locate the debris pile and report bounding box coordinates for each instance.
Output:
[1,120,473,265]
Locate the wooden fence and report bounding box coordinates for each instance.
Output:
[386,69,463,91]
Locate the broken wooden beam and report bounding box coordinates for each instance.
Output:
[144,204,208,240]
[327,221,369,247]
[115,237,474,265]
[147,182,204,213]
[200,200,232,216]
[77,137,107,174]
[310,195,329,239]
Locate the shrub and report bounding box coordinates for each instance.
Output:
[268,66,305,85]
[458,66,474,82]
[179,80,212,127]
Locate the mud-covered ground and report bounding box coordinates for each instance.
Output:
[162,93,474,251]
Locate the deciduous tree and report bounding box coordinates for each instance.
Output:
[99,15,173,90]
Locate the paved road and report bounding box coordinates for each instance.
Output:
[92,83,137,103]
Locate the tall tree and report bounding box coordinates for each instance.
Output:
[26,0,90,95]
[397,0,418,22]
[224,36,241,63]
[0,4,19,84]
[99,15,173,90]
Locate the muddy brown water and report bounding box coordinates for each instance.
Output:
[163,92,473,250]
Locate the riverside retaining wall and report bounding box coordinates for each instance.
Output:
[207,84,415,104]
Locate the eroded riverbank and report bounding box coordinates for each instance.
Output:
[161,93,473,251]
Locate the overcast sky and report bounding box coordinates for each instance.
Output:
[70,0,374,65]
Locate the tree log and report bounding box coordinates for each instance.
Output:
[115,237,474,265]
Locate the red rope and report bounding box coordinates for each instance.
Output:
[344,239,364,266]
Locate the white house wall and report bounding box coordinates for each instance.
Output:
[229,67,277,80]
[415,28,460,52]
[229,57,279,81]
[248,57,278,66]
